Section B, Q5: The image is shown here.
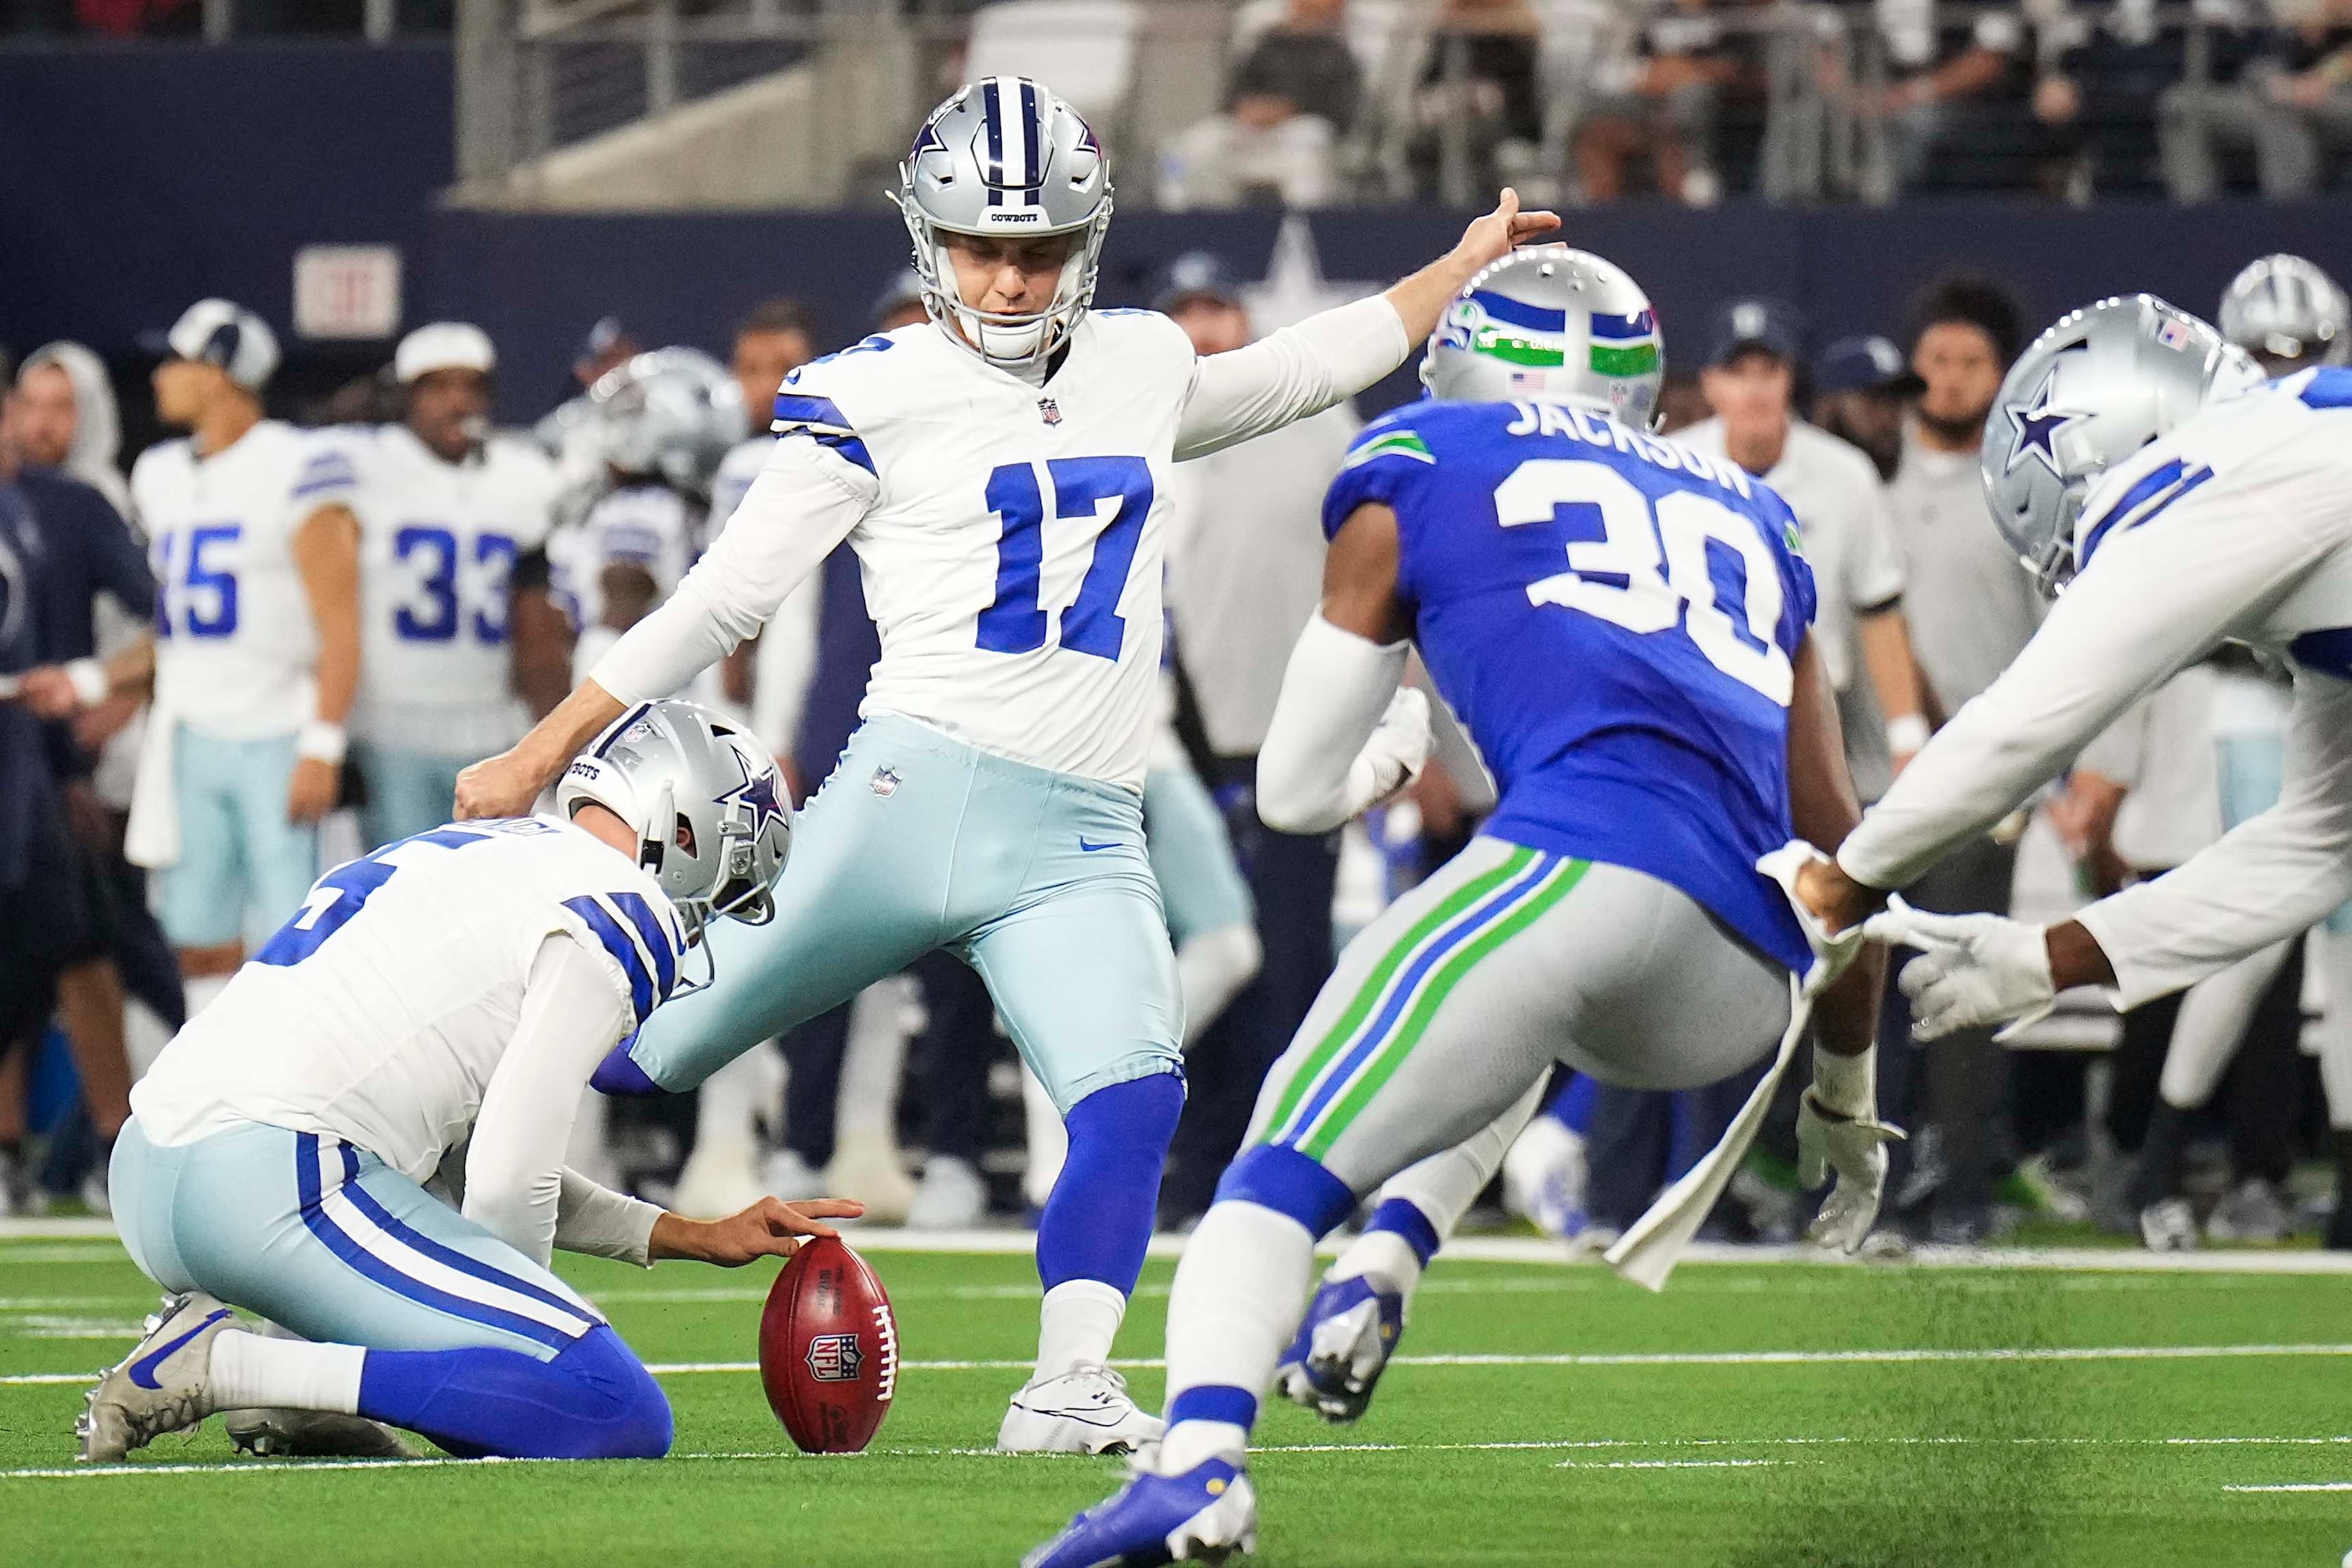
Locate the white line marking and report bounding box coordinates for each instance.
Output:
[2222,1482,2352,1493]
[1559,1459,1786,1470]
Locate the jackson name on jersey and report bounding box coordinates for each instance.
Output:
[1326,397,1819,972]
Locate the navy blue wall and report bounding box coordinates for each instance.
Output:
[0,41,451,358]
[424,200,2352,422]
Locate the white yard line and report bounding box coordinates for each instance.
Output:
[9,1217,2352,1274]
[2223,1481,2352,1493]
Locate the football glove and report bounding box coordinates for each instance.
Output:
[1864,901,2056,1041]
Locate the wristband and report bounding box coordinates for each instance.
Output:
[64,658,109,706]
[1812,1042,1876,1120]
[1884,713,1930,756]
[296,719,349,766]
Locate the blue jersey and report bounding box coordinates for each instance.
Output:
[1323,399,1819,973]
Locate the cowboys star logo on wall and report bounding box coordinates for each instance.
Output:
[2004,363,2086,477]
[807,1332,863,1383]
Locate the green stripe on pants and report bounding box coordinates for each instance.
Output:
[1299,857,1590,1161]
[1262,845,1538,1143]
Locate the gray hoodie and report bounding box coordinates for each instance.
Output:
[19,341,132,522]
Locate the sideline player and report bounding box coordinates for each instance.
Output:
[126,301,361,1008]
[78,701,839,1464]
[1787,296,2352,1042]
[306,323,566,848]
[453,77,1560,1453]
[1028,246,1890,1564]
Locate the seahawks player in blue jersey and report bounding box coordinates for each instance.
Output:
[1027,248,1890,1566]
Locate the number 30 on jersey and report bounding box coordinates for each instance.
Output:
[1496,460,1793,705]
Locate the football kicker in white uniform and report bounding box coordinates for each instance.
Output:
[309,323,564,848]
[1791,296,2352,1047]
[80,701,842,1464]
[454,75,1561,1454]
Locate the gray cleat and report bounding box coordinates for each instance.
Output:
[224,1408,417,1459]
[78,1292,237,1462]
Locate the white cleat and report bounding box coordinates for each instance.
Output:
[2139,1197,2200,1252]
[670,1146,767,1221]
[224,1407,417,1459]
[998,1363,1166,1454]
[78,1292,237,1462]
[1502,1114,1591,1242]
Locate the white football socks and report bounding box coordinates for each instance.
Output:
[1034,1278,1126,1383]
[209,1329,364,1415]
[1157,1200,1317,1474]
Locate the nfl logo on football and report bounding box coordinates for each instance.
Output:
[805,1333,863,1383]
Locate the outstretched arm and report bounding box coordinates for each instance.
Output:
[1175,190,1560,460]
[456,443,871,818]
[1257,502,1429,833]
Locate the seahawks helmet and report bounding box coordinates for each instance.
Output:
[2218,254,2351,372]
[894,76,1113,371]
[1983,296,2261,596]
[557,700,791,944]
[1422,247,1664,428]
[589,347,743,497]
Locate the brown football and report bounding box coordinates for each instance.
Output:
[757,1235,898,1454]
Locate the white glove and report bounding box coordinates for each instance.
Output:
[1348,687,1432,813]
[1797,1090,1904,1253]
[1863,899,2056,1041]
[1754,842,1870,999]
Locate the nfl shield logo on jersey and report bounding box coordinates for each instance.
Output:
[807,1333,863,1383]
[1038,397,1063,426]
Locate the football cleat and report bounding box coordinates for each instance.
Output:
[2138,1196,2199,1252]
[224,1407,417,1459]
[78,1292,236,1462]
[1502,1114,1591,1242]
[999,1363,1165,1455]
[1274,1275,1404,1424]
[1022,1458,1258,1568]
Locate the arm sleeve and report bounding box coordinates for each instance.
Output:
[751,574,822,760]
[554,1166,664,1267]
[83,488,157,621]
[463,933,655,1268]
[1257,613,1411,834]
[1174,296,1412,461]
[588,438,874,705]
[2078,670,2352,1009]
[1835,483,2334,891]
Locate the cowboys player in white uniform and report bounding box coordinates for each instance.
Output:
[129,300,361,1004]
[78,701,838,1464]
[307,323,564,848]
[1790,296,2352,1051]
[456,76,1557,1453]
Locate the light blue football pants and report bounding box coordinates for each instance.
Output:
[353,744,470,852]
[630,714,1184,1114]
[112,1118,604,1362]
[154,727,320,949]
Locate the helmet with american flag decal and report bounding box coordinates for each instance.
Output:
[1421,246,1664,429]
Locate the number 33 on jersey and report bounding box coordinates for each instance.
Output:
[1324,397,1821,974]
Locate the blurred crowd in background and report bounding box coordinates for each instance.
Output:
[23,0,2352,205]
[2,236,2348,1260]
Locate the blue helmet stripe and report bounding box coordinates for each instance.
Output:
[1469,291,1565,334]
[981,78,1005,206]
[1019,78,1041,186]
[1589,309,1657,341]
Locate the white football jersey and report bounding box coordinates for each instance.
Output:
[565,482,704,635]
[589,295,1411,790]
[129,816,684,1183]
[131,421,321,738]
[1842,371,2352,1005]
[778,312,1197,787]
[309,425,562,757]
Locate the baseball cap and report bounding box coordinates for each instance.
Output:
[1702,298,1803,369]
[1813,334,1912,395]
[395,321,497,384]
[871,269,927,327]
[154,299,280,391]
[572,315,636,375]
[1151,251,1243,314]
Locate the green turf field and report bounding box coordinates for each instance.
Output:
[4,1236,2351,1567]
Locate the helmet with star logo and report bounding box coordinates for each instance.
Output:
[1982,295,2261,596]
[557,699,791,943]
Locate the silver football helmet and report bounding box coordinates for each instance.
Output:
[1982,295,2262,596]
[894,76,1113,371]
[2218,254,2351,372]
[589,347,743,497]
[1422,246,1664,428]
[557,699,791,944]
